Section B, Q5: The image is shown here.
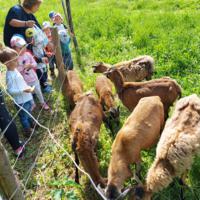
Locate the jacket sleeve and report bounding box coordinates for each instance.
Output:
[6,75,24,95]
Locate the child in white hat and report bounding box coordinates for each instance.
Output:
[42,21,56,77]
[49,12,74,70]
[0,44,34,137]
[25,27,52,93]
[10,34,50,111]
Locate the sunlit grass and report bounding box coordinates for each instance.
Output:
[0,0,200,199]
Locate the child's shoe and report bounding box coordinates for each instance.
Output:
[15,144,25,158]
[41,102,50,110]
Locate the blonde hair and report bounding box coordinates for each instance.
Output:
[22,0,42,10]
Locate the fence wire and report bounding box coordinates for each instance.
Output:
[2,2,200,200]
[1,41,200,200]
[0,38,109,200]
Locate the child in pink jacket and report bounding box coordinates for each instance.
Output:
[10,34,49,110]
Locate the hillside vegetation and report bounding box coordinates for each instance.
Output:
[0,0,200,199]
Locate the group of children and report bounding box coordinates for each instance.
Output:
[0,11,73,153]
[43,11,73,76]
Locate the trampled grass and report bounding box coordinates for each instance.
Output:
[0,0,200,199]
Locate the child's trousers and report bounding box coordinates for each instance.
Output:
[16,100,33,129]
[36,68,48,88]
[49,55,56,73]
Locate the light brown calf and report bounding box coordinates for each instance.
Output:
[93,55,154,81]
[63,70,83,109]
[69,93,106,186]
[95,75,115,111]
[105,96,164,199]
[104,67,181,118]
[95,75,120,134]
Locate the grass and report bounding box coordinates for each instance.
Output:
[1,0,200,199]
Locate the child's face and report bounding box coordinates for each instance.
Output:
[43,28,51,36]
[14,46,26,55]
[54,15,62,25]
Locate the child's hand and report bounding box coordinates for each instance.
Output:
[24,64,32,69]
[42,57,49,64]
[70,32,74,37]
[24,86,35,93]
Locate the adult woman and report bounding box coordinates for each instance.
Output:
[3,0,42,47]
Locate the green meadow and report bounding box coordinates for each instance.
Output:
[1,0,200,199]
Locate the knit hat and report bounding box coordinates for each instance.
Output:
[10,34,26,48]
[42,21,51,30]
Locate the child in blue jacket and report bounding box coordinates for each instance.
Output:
[49,11,73,70]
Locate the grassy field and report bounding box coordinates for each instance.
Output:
[1,0,200,199]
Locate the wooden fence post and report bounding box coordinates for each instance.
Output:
[0,187,6,200]
[51,27,66,85]
[0,142,25,200]
[64,0,82,69]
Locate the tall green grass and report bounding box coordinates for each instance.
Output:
[1,0,200,199]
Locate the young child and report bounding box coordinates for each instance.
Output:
[0,46,35,137]
[42,21,56,77]
[58,29,73,70]
[49,11,55,23]
[49,12,73,70]
[52,13,66,31]
[25,27,52,93]
[10,34,49,110]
